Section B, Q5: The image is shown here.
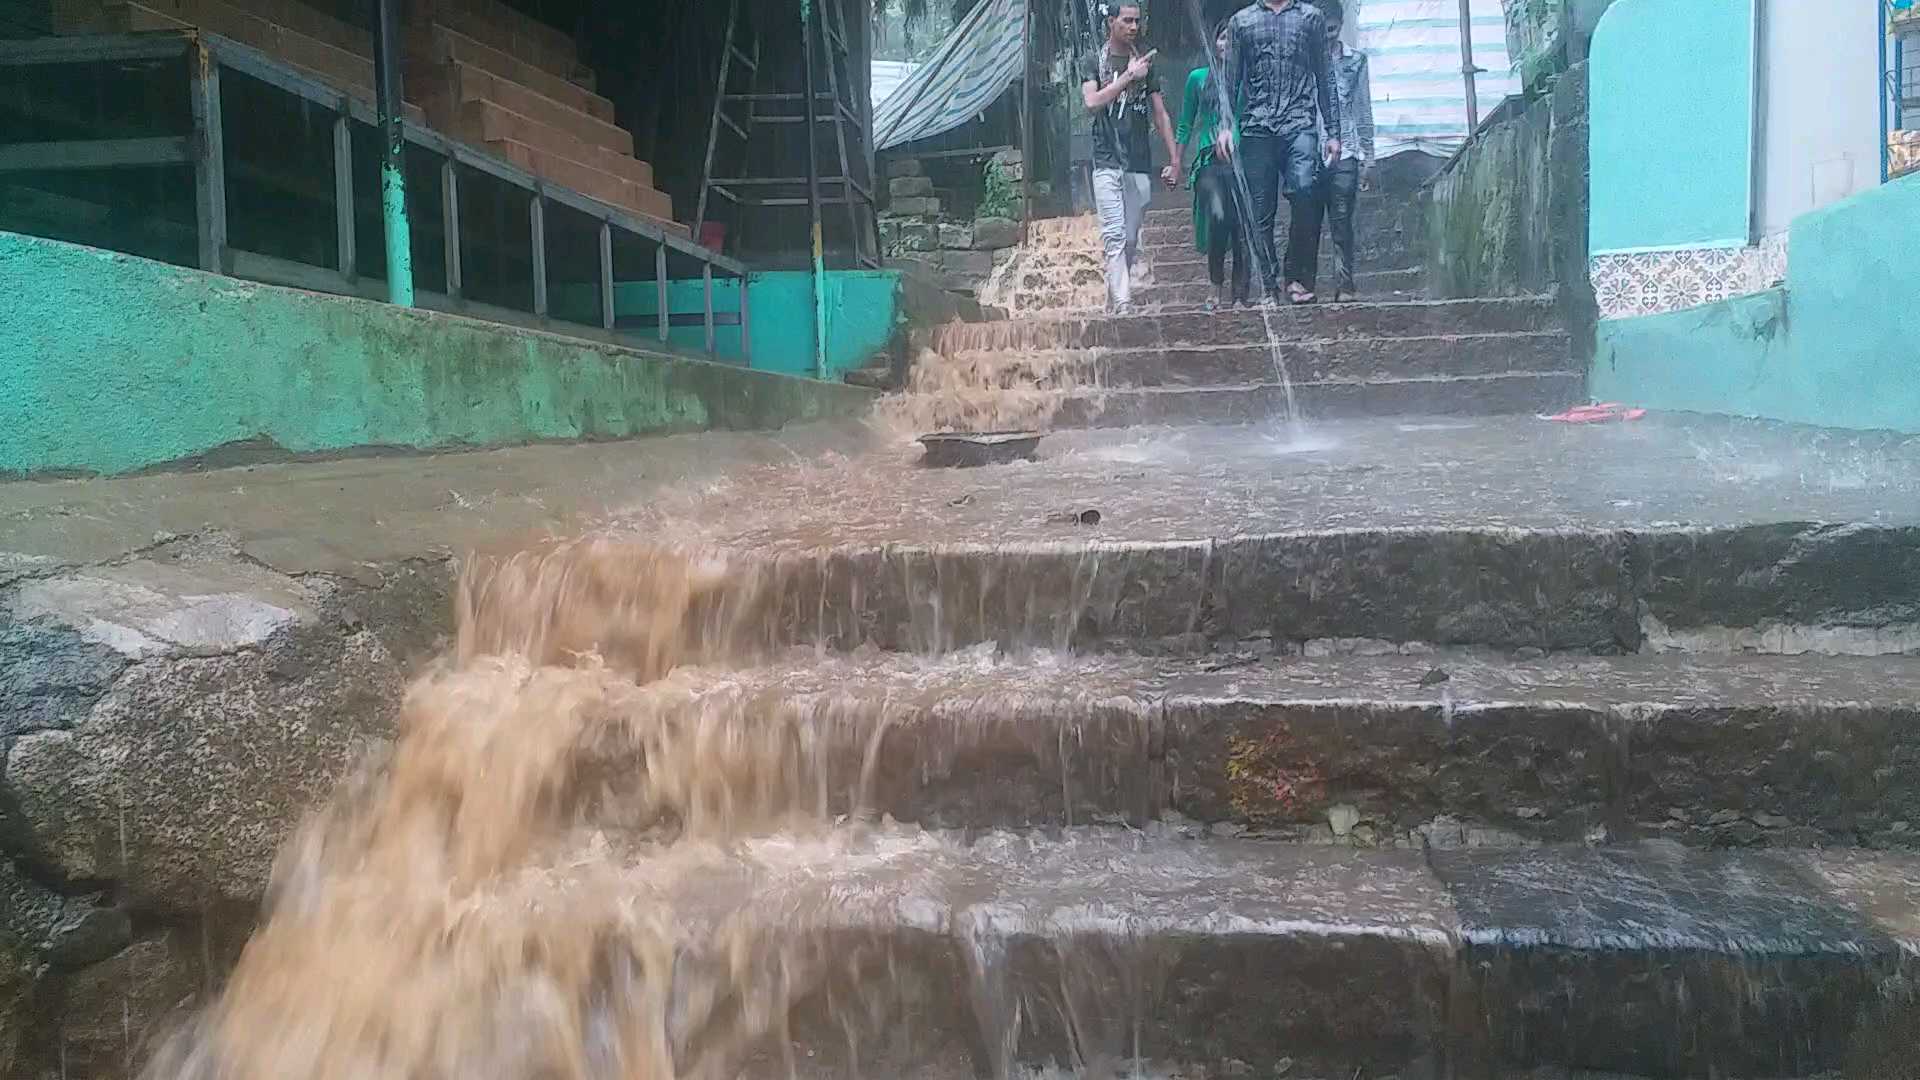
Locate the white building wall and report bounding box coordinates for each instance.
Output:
[1756,0,1884,237]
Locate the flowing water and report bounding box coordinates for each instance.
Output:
[131,537,1225,1080]
[120,15,1766,1076]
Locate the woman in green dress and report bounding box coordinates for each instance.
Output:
[1174,19,1248,308]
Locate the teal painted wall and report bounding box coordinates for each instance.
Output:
[589,279,748,362]
[1592,176,1920,432]
[742,272,902,380]
[588,270,902,380]
[1589,0,1754,253]
[0,232,873,477]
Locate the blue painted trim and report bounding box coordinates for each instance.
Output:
[1883,0,1893,184]
[1592,238,1753,257]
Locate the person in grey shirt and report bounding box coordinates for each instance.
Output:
[1080,2,1179,314]
[1223,0,1340,304]
[1317,0,1375,302]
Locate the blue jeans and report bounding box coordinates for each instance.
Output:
[1240,131,1325,296]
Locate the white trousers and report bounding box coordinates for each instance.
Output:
[1092,168,1152,309]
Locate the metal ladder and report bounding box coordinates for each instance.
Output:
[693,0,881,268]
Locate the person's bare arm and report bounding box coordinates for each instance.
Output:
[1082,51,1156,111]
[1151,91,1180,186]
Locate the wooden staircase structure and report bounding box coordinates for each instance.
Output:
[49,0,675,230]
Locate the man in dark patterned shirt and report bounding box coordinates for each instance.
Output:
[1224,0,1341,304]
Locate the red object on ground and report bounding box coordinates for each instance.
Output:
[699,222,727,252]
[1545,402,1647,424]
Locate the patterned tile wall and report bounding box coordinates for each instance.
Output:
[1592,234,1790,320]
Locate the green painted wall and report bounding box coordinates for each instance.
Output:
[1422,62,1589,300]
[1592,176,1920,432]
[0,232,874,477]
[1588,0,1753,253]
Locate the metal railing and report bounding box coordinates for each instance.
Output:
[0,30,750,362]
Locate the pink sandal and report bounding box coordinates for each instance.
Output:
[1544,402,1647,424]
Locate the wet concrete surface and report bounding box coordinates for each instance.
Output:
[0,421,873,582]
[623,415,1920,552]
[8,415,1912,578]
[13,416,1918,658]
[593,827,1919,1078]
[583,649,1920,846]
[917,298,1560,353]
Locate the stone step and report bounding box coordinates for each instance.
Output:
[1146,258,1425,295]
[915,297,1561,354]
[450,98,653,188]
[655,831,1920,1078]
[526,418,1920,657]
[58,0,391,110]
[1050,373,1582,428]
[410,0,586,88]
[485,138,672,224]
[1124,280,1423,310]
[1002,273,1429,315]
[1141,198,1402,232]
[408,21,612,125]
[951,332,1573,388]
[575,650,1920,846]
[424,60,632,158]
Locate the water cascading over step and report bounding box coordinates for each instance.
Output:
[889,205,1580,436]
[133,202,1920,1080]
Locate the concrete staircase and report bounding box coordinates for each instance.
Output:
[50,0,674,228]
[769,201,1919,1080]
[897,183,1577,428]
[547,409,1920,1078]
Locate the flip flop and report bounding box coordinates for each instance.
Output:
[1543,403,1647,424]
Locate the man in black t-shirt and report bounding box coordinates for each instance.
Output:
[1080,3,1179,313]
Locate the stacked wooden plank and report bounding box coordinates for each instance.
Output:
[50,0,427,121]
[405,0,673,227]
[49,0,674,229]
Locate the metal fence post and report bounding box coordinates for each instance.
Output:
[739,274,752,363]
[374,0,414,305]
[189,43,227,274]
[529,194,548,317]
[599,221,616,330]
[656,242,670,343]
[442,158,462,298]
[703,263,716,356]
[333,109,355,279]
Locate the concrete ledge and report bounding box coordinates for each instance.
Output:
[0,232,872,477]
[561,651,1920,848]
[917,298,1561,354]
[1045,375,1583,426]
[642,834,1919,1078]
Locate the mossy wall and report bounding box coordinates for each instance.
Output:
[0,232,873,477]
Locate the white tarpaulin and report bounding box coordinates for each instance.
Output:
[872,0,1024,150]
[1357,0,1519,157]
[870,60,920,112]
